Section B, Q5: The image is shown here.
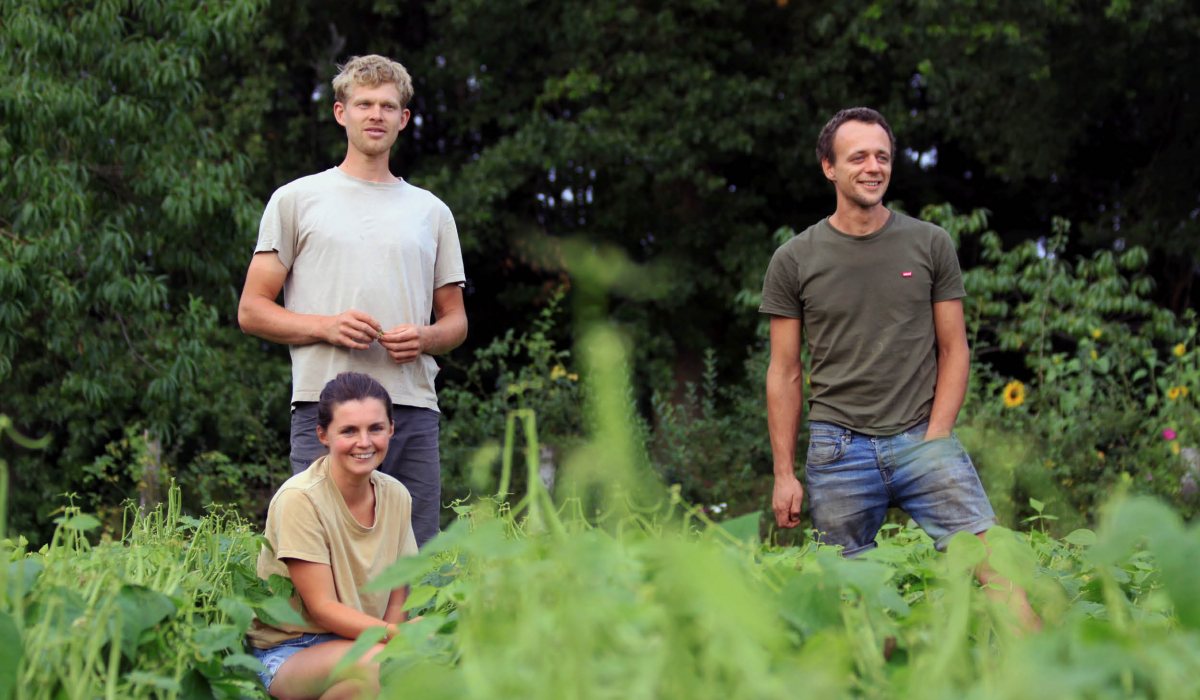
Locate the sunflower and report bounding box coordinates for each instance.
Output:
[1174,343,1187,357]
[1002,380,1026,408]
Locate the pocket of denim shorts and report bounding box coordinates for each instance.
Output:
[806,434,845,467]
[897,422,931,443]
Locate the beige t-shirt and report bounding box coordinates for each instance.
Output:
[254,168,466,410]
[246,456,419,649]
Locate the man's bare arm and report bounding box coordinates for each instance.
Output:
[767,315,805,528]
[925,299,970,440]
[379,283,468,364]
[237,251,381,348]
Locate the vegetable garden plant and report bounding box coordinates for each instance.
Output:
[4,287,1200,700]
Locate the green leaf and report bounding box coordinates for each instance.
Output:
[402,585,438,612]
[115,584,177,658]
[946,531,988,572]
[717,510,762,546]
[217,598,255,633]
[7,558,43,602]
[64,514,101,531]
[329,626,387,680]
[255,596,306,628]
[178,669,212,700]
[193,624,242,658]
[222,653,267,675]
[0,611,20,700]
[124,672,181,692]
[1063,529,1097,546]
[363,554,435,593]
[1029,498,1045,513]
[266,574,295,600]
[1154,530,1200,630]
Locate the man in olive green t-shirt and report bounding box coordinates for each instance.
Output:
[760,108,1039,629]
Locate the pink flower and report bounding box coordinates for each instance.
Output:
[1163,428,1177,441]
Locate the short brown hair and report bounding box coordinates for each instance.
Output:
[332,55,414,108]
[815,108,895,165]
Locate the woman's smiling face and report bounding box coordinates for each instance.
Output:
[317,398,393,477]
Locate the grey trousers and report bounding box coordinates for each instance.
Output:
[290,402,442,548]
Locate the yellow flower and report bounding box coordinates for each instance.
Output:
[1172,442,1181,456]
[1174,343,1186,357]
[550,365,567,380]
[1090,350,1098,360]
[567,373,578,381]
[1167,386,1189,401]
[1052,356,1061,364]
[1002,380,1025,408]
[1092,329,1102,339]
[1097,451,1105,461]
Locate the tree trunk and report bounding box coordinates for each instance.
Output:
[140,430,162,512]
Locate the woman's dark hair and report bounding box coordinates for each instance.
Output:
[815,107,895,165]
[316,372,394,431]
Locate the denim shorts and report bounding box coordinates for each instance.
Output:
[804,420,997,557]
[250,633,345,690]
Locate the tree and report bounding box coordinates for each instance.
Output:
[0,0,290,537]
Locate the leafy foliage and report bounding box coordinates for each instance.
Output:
[0,0,291,539]
[0,485,303,700]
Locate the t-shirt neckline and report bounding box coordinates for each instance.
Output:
[823,210,896,242]
[329,166,406,188]
[314,456,381,533]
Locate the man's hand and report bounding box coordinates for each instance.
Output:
[321,310,382,350]
[923,427,952,441]
[772,476,804,529]
[380,325,423,364]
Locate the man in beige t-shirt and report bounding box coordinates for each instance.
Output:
[238,55,467,547]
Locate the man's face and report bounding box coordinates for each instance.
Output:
[821,120,892,210]
[334,83,410,158]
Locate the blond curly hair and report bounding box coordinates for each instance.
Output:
[332,55,414,107]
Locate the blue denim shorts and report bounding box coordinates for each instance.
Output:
[804,420,997,557]
[250,633,345,690]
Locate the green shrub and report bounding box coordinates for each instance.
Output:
[930,205,1199,523]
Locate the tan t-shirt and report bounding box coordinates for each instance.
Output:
[246,456,419,649]
[254,168,466,410]
[759,211,966,435]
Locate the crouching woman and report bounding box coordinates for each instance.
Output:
[247,372,420,699]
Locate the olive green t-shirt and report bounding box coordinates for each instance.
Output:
[245,456,419,649]
[759,211,966,436]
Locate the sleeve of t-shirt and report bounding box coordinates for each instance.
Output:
[434,204,467,289]
[758,243,802,319]
[930,229,967,303]
[253,187,299,270]
[270,489,331,565]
